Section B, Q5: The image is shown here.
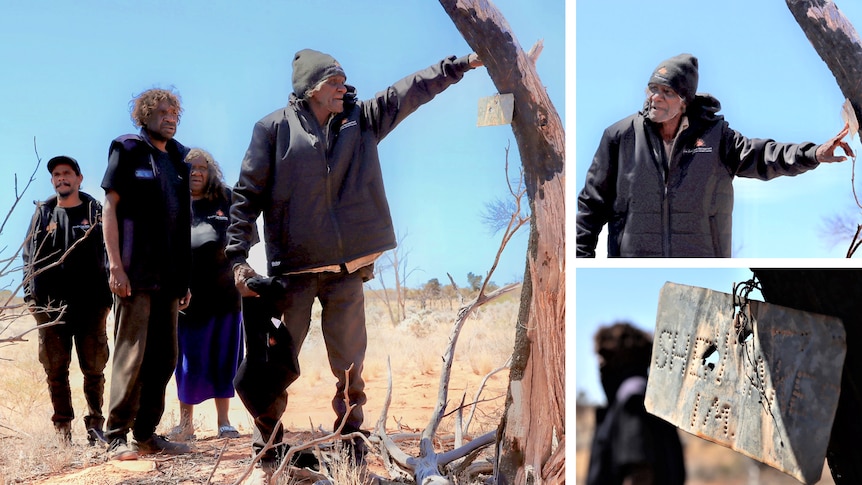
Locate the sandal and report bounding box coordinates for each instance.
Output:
[218,425,240,439]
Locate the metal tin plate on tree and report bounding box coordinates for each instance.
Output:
[477,93,514,126]
[645,282,846,484]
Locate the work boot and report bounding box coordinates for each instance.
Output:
[341,437,368,466]
[271,442,320,470]
[132,434,191,455]
[54,422,72,445]
[106,437,139,461]
[339,426,369,466]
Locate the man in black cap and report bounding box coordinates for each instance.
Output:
[226,48,482,475]
[23,156,112,445]
[577,53,854,258]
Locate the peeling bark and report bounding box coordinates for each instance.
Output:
[786,0,862,136]
[437,1,565,483]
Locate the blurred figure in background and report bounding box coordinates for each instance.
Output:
[587,321,686,485]
[170,148,243,440]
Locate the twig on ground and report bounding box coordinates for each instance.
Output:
[205,438,230,484]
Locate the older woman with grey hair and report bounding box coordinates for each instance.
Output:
[170,148,243,440]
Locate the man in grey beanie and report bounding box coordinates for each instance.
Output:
[226,48,482,476]
[577,52,853,257]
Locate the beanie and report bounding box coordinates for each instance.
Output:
[648,53,699,104]
[292,49,347,98]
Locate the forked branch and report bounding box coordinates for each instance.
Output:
[375,151,527,483]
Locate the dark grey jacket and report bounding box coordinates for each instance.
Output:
[23,191,112,308]
[226,55,474,274]
[576,94,821,258]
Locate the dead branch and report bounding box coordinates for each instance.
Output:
[0,143,41,312]
[376,357,415,478]
[463,357,511,435]
[446,273,466,307]
[232,365,375,485]
[205,439,230,485]
[372,265,399,327]
[426,283,520,438]
[19,214,102,296]
[374,153,528,483]
[476,144,529,299]
[454,394,465,448]
[376,282,519,483]
[457,460,495,482]
[0,421,35,440]
[526,39,543,65]
[0,304,66,345]
[439,1,566,480]
[437,431,495,466]
[1,196,101,345]
[0,137,40,246]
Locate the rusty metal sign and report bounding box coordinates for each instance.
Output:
[645,282,846,484]
[477,93,514,126]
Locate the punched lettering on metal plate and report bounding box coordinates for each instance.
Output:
[645,282,845,484]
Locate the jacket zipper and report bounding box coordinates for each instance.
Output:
[662,140,672,258]
[321,118,345,260]
[662,126,687,258]
[662,183,670,257]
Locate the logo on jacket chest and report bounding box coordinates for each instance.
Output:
[206,210,229,222]
[682,138,713,155]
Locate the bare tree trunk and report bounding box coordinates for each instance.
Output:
[438,1,566,483]
[786,0,862,136]
[779,6,862,478]
[753,269,862,485]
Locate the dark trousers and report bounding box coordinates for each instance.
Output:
[237,269,368,461]
[34,304,110,431]
[105,291,179,443]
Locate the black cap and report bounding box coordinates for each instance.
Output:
[47,156,81,176]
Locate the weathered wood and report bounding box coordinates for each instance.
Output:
[437,1,565,484]
[786,0,862,136]
[646,282,845,484]
[754,269,862,485]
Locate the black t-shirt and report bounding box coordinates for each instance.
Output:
[31,200,111,307]
[184,194,241,318]
[101,134,190,296]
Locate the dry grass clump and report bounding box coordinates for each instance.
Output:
[0,315,104,483]
[459,298,518,376]
[0,290,517,483]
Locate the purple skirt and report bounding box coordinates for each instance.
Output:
[175,310,243,405]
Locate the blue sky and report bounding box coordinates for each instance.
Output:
[576,0,862,258]
[0,1,564,293]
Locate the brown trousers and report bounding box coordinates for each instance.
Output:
[104,291,179,443]
[241,268,368,461]
[35,304,110,431]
